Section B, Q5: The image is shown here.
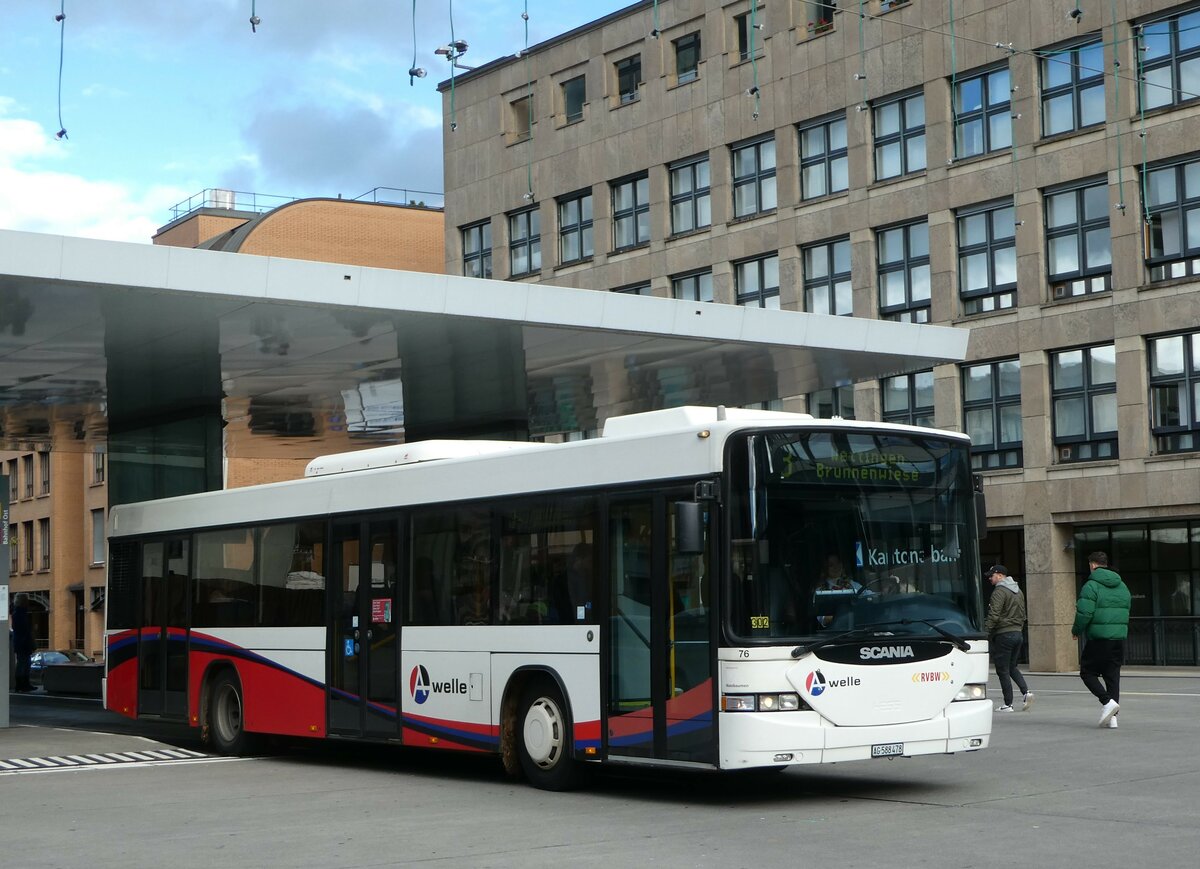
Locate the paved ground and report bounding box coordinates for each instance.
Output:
[2,671,1199,868]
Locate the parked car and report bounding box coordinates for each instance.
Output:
[29,649,92,687]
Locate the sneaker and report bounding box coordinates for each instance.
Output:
[1022,692,1036,712]
[996,704,1015,712]
[1106,715,1119,729]
[1098,699,1120,727]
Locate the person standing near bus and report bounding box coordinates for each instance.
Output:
[1072,551,1131,729]
[983,565,1033,713]
[11,593,34,693]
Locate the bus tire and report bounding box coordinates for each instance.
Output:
[516,679,585,791]
[208,670,256,755]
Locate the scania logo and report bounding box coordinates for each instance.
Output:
[860,644,915,660]
[409,664,431,704]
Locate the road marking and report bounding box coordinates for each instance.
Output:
[0,747,223,776]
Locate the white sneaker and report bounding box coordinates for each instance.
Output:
[1098,699,1120,727]
[996,704,1015,712]
[1106,716,1118,729]
[1022,692,1035,712]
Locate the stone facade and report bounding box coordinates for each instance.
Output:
[440,0,1200,670]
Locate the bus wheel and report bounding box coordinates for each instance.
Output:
[517,680,584,791]
[209,670,255,755]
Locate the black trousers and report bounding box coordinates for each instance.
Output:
[991,631,1029,706]
[1079,637,1124,706]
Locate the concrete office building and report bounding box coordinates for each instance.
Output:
[440,0,1200,669]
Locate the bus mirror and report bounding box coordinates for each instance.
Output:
[674,501,704,554]
[973,474,987,536]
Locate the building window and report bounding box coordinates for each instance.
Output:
[8,460,16,500]
[562,75,586,123]
[881,370,935,428]
[92,449,105,484]
[672,270,713,302]
[877,221,930,323]
[8,524,16,574]
[1045,179,1111,297]
[1145,156,1200,281]
[809,387,855,420]
[22,521,32,572]
[732,137,777,219]
[734,253,780,308]
[461,221,492,279]
[954,65,1011,158]
[734,9,764,62]
[1138,8,1200,112]
[1149,331,1200,454]
[38,517,49,570]
[22,455,32,499]
[613,283,651,295]
[799,114,848,200]
[508,207,541,277]
[1041,39,1105,136]
[509,94,532,141]
[802,236,852,316]
[615,55,641,104]
[558,191,594,264]
[612,174,650,250]
[38,451,49,495]
[674,32,701,83]
[806,1,836,34]
[874,91,926,180]
[1051,344,1118,463]
[957,199,1017,315]
[92,509,106,565]
[669,156,711,235]
[963,358,1023,470]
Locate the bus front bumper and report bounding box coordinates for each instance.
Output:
[718,699,992,769]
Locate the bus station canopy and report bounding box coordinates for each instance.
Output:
[0,229,968,501]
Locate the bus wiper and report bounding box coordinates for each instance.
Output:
[791,624,897,658]
[791,618,970,659]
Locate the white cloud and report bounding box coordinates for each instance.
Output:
[0,114,186,243]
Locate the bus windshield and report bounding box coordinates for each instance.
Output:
[726,428,984,643]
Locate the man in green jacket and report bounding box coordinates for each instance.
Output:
[1071,551,1131,728]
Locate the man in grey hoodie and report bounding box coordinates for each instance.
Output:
[984,565,1034,712]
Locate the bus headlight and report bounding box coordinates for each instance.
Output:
[723,693,805,712]
[953,683,988,702]
[759,693,801,711]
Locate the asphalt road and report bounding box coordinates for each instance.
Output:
[3,672,1199,868]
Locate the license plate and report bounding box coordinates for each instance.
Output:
[871,742,904,758]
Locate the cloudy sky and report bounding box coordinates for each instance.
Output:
[1,1,626,243]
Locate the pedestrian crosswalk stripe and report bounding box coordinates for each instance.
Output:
[0,748,208,774]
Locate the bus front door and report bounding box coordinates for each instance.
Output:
[328,518,400,738]
[137,537,189,720]
[607,493,715,765]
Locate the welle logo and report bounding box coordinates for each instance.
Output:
[408,664,469,705]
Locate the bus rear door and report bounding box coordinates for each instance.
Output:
[137,537,189,720]
[328,517,401,738]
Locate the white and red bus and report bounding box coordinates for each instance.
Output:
[105,406,992,789]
